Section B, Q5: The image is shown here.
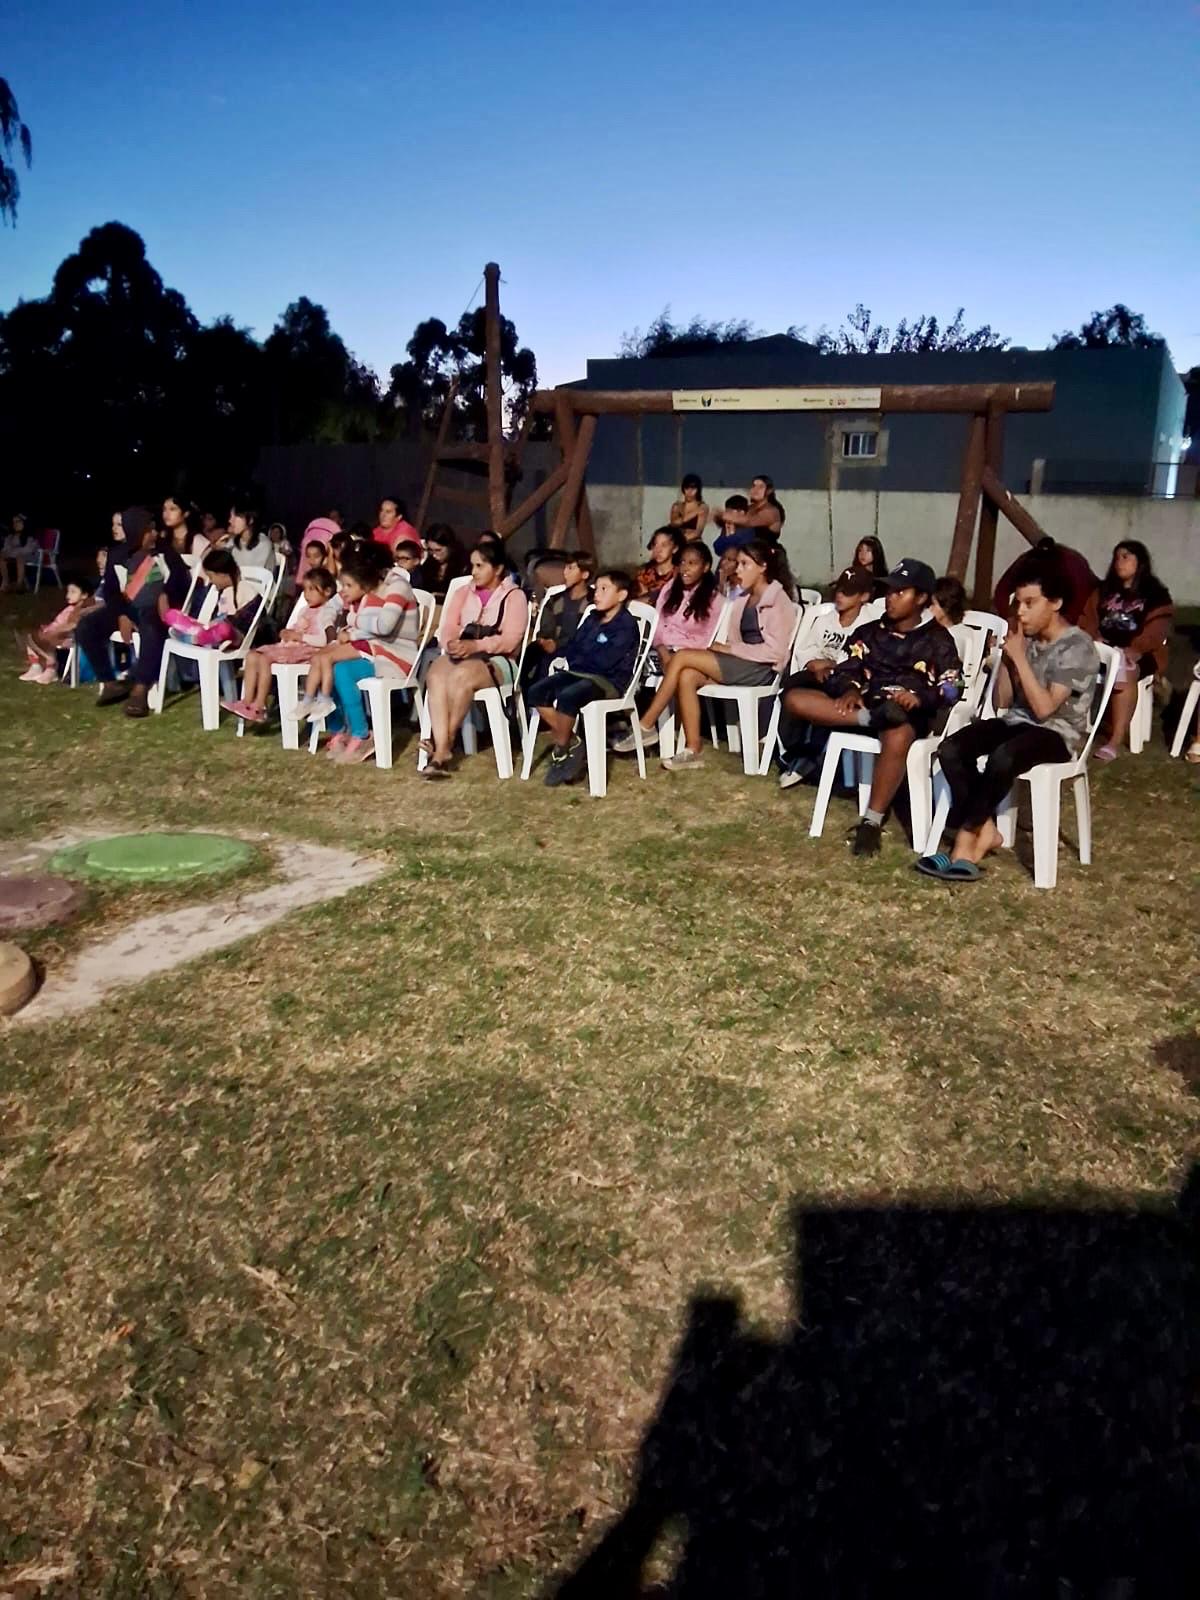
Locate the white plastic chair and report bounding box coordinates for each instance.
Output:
[1169,664,1200,759]
[415,577,536,777]
[354,589,438,767]
[799,587,823,607]
[31,529,62,591]
[152,566,274,728]
[695,603,808,776]
[756,602,839,776]
[520,601,658,796]
[923,640,1121,889]
[807,612,1007,846]
[1129,673,1155,755]
[647,597,732,758]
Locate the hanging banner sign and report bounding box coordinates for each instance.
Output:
[672,387,882,412]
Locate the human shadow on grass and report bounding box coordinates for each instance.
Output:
[551,1170,1200,1598]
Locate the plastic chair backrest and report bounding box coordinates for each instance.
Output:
[953,611,1009,713]
[859,597,886,623]
[436,573,476,649]
[624,601,659,694]
[1077,641,1121,765]
[39,528,60,556]
[409,586,437,657]
[799,587,823,607]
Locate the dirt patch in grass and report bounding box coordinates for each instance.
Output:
[1,613,1199,1594]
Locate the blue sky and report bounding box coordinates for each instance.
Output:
[2,0,1197,387]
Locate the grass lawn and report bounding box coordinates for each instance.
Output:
[1,589,1198,1597]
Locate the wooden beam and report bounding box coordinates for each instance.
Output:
[947,414,985,580]
[427,484,492,508]
[435,442,490,463]
[415,377,459,533]
[549,413,596,549]
[530,381,1054,417]
[496,460,570,538]
[974,406,1006,604]
[981,464,1047,547]
[484,262,506,529]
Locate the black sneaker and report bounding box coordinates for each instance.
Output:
[851,819,882,857]
[544,743,572,786]
[558,736,587,785]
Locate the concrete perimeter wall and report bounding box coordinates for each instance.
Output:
[585,484,1200,604]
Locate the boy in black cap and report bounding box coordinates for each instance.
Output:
[782,558,962,854]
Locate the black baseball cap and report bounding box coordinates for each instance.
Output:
[886,558,937,595]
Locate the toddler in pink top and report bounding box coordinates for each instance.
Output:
[220,569,342,723]
[18,581,101,684]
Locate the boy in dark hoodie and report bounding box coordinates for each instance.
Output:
[526,569,640,786]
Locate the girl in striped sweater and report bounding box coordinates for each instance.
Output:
[289,541,422,762]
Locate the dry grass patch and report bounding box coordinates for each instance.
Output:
[0,603,1198,1595]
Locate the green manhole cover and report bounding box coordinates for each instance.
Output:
[50,832,256,883]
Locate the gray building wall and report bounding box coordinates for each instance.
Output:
[580,343,1185,499]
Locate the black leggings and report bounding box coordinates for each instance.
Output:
[939,719,1070,831]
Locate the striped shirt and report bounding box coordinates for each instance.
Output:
[350,578,421,678]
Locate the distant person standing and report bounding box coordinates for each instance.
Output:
[670,474,710,536]
[713,475,785,542]
[373,496,421,554]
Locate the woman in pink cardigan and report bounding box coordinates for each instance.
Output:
[421,542,529,778]
[614,539,799,772]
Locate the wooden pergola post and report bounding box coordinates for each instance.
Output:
[550,410,596,549]
[948,414,986,580]
[415,377,459,533]
[483,262,507,530]
[973,402,1005,605]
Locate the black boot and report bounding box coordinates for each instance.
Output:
[96,680,131,706]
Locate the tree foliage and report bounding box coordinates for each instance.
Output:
[0,77,32,226]
[815,304,1010,355]
[1051,304,1165,350]
[0,222,542,520]
[618,311,758,359]
[386,307,537,436]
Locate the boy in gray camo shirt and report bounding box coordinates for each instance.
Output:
[917,568,1100,880]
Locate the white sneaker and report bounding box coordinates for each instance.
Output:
[286,695,314,722]
[306,694,336,722]
[661,747,704,772]
[611,725,658,754]
[778,768,804,790]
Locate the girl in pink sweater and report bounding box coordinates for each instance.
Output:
[614,539,798,772]
[653,540,722,663]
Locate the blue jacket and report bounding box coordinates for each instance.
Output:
[561,606,639,690]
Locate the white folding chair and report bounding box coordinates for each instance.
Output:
[31,529,62,591]
[415,577,535,777]
[923,640,1121,889]
[1169,664,1200,759]
[520,601,658,796]
[152,566,274,728]
[695,603,808,776]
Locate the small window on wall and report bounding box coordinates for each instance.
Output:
[842,430,878,459]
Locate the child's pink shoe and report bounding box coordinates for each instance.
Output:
[323,732,351,759]
[18,660,44,682]
[35,665,60,685]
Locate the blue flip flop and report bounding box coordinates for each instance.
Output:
[915,852,982,881]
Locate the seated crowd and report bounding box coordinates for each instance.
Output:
[11,480,1192,874]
